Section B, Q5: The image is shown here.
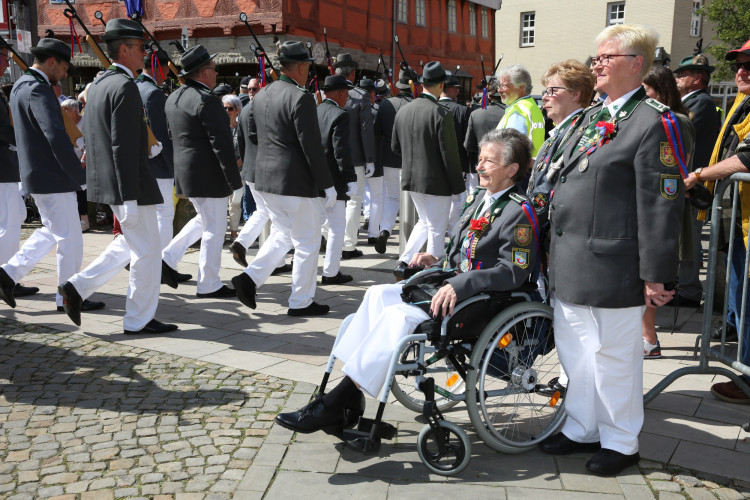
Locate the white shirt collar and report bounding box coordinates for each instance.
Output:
[552,107,583,131]
[604,86,640,117]
[29,67,51,85]
[140,72,156,84]
[681,89,700,102]
[484,185,513,202]
[112,62,135,80]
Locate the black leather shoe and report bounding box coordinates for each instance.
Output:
[539,433,600,455]
[196,285,236,298]
[321,272,353,285]
[56,299,105,313]
[288,301,330,317]
[341,249,363,260]
[0,267,16,308]
[231,272,257,309]
[176,272,192,283]
[711,323,738,342]
[275,397,346,434]
[124,319,178,335]
[367,237,377,245]
[13,283,39,297]
[375,230,389,254]
[229,241,248,268]
[161,261,179,289]
[585,449,640,476]
[271,263,293,275]
[362,218,369,231]
[58,281,83,326]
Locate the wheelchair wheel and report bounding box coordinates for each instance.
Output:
[466,301,565,454]
[391,341,464,412]
[417,420,471,476]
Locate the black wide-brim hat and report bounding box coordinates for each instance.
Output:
[673,54,715,73]
[444,72,460,87]
[332,53,359,69]
[145,46,170,65]
[30,38,74,67]
[419,61,448,84]
[357,78,377,92]
[178,45,216,77]
[278,41,314,62]
[396,67,419,90]
[100,18,145,42]
[322,74,353,91]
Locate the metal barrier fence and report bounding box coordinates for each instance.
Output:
[644,172,750,426]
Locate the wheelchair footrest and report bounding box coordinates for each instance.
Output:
[336,417,397,454]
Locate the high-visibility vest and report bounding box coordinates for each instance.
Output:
[497,95,546,158]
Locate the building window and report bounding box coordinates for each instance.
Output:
[520,12,535,47]
[416,0,426,26]
[469,4,476,36]
[607,2,625,25]
[691,1,702,37]
[481,7,489,38]
[448,0,457,32]
[397,0,408,24]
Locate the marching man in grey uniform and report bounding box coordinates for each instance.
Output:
[392,61,465,278]
[232,41,335,317]
[440,72,471,234]
[0,39,98,312]
[162,45,243,298]
[334,54,376,260]
[464,81,506,192]
[59,19,174,334]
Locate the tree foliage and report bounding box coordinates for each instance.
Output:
[701,0,750,82]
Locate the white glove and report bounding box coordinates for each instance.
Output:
[346,182,358,198]
[324,186,337,209]
[149,141,163,159]
[365,162,375,177]
[119,200,139,229]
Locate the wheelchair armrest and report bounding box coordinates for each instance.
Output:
[439,294,491,338]
[404,267,447,286]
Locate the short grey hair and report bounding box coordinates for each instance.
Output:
[60,98,79,112]
[478,128,532,184]
[496,64,533,94]
[335,66,355,77]
[222,94,242,112]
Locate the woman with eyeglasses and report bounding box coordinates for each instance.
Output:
[541,24,685,476]
[222,94,244,240]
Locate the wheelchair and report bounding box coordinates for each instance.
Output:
[315,269,566,476]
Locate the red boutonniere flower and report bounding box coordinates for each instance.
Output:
[469,217,490,234]
[594,121,616,144]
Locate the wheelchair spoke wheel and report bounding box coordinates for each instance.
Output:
[417,420,471,476]
[466,302,566,453]
[391,342,464,413]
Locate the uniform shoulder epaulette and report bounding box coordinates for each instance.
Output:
[509,192,525,204]
[464,187,485,205]
[645,98,670,114]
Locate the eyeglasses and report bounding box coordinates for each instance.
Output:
[125,43,147,52]
[730,61,750,73]
[590,54,637,67]
[224,106,236,111]
[541,86,570,97]
[248,87,260,92]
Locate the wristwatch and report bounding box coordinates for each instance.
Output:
[694,167,704,182]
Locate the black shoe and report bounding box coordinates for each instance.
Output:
[231,273,257,310]
[341,249,363,260]
[124,319,178,335]
[196,285,236,299]
[161,261,179,289]
[585,449,640,476]
[0,267,16,308]
[539,433,601,455]
[56,299,105,313]
[344,392,366,429]
[362,218,369,231]
[13,283,39,297]
[367,237,378,245]
[58,281,83,326]
[711,323,738,342]
[663,296,702,308]
[271,263,293,276]
[321,272,353,285]
[176,272,192,283]
[288,302,330,317]
[375,230,389,255]
[229,241,248,268]
[275,397,346,434]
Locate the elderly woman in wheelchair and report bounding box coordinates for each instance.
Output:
[276,128,564,475]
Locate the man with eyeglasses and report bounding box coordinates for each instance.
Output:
[238,76,261,106]
[495,64,546,164]
[684,38,750,405]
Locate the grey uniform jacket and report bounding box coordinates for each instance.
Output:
[345,85,376,166]
[166,80,242,198]
[249,76,333,198]
[374,92,412,169]
[440,98,472,174]
[392,93,465,196]
[10,70,84,194]
[0,90,19,183]
[443,186,536,301]
[370,103,384,177]
[549,88,685,308]
[136,74,174,179]
[464,101,506,172]
[237,99,257,184]
[683,89,721,169]
[317,99,357,201]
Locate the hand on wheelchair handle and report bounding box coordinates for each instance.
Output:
[410,252,438,268]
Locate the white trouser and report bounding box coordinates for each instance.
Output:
[381,167,400,234]
[155,178,176,250]
[399,192,452,264]
[69,205,160,331]
[236,182,272,249]
[554,297,644,455]
[364,176,384,238]
[447,191,467,236]
[2,191,82,306]
[244,193,322,309]
[162,197,227,294]
[322,200,346,278]
[343,165,366,251]
[332,283,430,398]
[466,173,479,193]
[0,183,26,265]
[363,183,371,219]
[228,186,245,232]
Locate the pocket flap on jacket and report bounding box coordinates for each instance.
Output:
[587,237,637,255]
